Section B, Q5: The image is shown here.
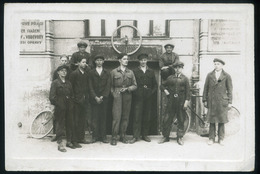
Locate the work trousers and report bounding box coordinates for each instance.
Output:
[133,92,152,138]
[54,99,76,143]
[74,102,88,141]
[209,123,225,141]
[112,91,132,139]
[91,98,108,140]
[162,94,185,138]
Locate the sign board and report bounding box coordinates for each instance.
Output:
[208,20,240,52]
[20,20,45,52]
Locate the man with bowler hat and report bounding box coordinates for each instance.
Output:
[203,58,233,146]
[159,44,179,80]
[159,61,190,145]
[88,54,111,143]
[129,53,157,144]
[110,53,137,146]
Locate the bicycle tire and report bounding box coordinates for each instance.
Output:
[172,110,191,135]
[30,110,53,139]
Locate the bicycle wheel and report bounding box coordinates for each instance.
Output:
[172,110,191,135]
[30,110,53,139]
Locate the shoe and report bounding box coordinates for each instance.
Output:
[158,137,169,144]
[78,139,91,144]
[102,138,109,144]
[58,144,67,152]
[119,137,128,144]
[51,136,57,142]
[129,138,138,144]
[207,139,214,145]
[142,136,151,142]
[72,142,82,148]
[66,142,76,149]
[110,138,117,146]
[177,138,184,146]
[218,139,224,146]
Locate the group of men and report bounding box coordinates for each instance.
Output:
[49,41,233,152]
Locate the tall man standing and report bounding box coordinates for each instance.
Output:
[159,61,190,145]
[159,44,179,80]
[70,57,89,144]
[110,53,137,146]
[129,53,157,144]
[70,41,92,71]
[203,58,233,146]
[88,55,111,143]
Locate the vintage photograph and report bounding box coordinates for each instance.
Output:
[4,3,254,171]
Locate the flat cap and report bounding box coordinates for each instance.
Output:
[164,44,175,49]
[137,53,148,60]
[172,61,184,67]
[213,58,225,65]
[117,53,128,59]
[57,65,69,72]
[77,41,88,48]
[94,54,105,61]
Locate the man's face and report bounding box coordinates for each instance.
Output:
[174,66,183,74]
[139,58,148,67]
[57,68,67,77]
[95,58,104,67]
[78,58,87,69]
[165,46,173,54]
[119,55,129,66]
[60,57,68,65]
[79,46,86,52]
[214,62,223,71]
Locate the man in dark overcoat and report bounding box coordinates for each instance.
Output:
[70,57,90,144]
[159,44,179,80]
[203,58,233,146]
[129,53,157,144]
[159,61,190,145]
[88,55,111,143]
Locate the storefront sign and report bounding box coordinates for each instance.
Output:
[20,20,45,52]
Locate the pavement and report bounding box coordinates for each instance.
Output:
[5,131,248,171]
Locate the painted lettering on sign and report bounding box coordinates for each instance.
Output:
[208,20,240,52]
[20,20,45,52]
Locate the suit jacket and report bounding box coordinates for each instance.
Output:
[202,70,233,123]
[88,68,111,104]
[159,52,179,68]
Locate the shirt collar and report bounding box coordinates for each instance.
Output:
[117,66,129,72]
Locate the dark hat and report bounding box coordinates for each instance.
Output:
[213,58,225,65]
[137,53,148,60]
[164,44,175,49]
[77,41,88,48]
[94,54,105,61]
[172,61,184,68]
[57,65,69,72]
[117,53,128,59]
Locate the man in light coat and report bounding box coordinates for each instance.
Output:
[203,58,233,146]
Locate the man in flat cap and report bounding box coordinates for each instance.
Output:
[88,55,111,143]
[110,53,137,145]
[49,65,81,152]
[159,61,190,145]
[203,58,233,146]
[129,53,157,144]
[53,54,71,81]
[159,44,179,80]
[70,41,92,72]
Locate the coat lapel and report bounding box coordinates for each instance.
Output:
[218,70,226,82]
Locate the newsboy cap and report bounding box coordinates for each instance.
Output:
[94,54,105,61]
[164,44,175,49]
[213,58,225,65]
[57,65,69,72]
[137,53,148,60]
[172,61,184,68]
[117,53,128,59]
[77,41,88,48]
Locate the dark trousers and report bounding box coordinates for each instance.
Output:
[91,98,108,140]
[54,100,76,143]
[162,95,185,138]
[209,123,225,141]
[133,93,152,138]
[74,103,87,141]
[161,68,175,80]
[112,91,132,139]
